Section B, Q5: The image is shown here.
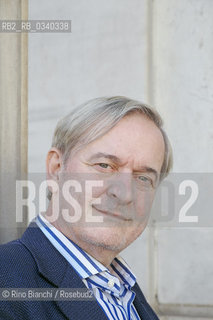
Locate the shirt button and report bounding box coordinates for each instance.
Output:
[108,279,115,288]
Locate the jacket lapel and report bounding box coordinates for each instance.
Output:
[20,221,108,320]
[132,282,159,320]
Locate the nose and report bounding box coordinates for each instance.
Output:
[106,173,133,205]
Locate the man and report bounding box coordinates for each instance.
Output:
[0,96,172,319]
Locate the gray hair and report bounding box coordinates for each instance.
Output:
[52,96,172,181]
[52,96,173,181]
[47,96,173,200]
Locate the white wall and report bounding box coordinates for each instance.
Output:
[151,1,213,318]
[28,0,213,318]
[28,0,149,171]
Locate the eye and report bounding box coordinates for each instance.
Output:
[93,163,114,172]
[136,174,154,190]
[98,163,111,169]
[138,175,149,182]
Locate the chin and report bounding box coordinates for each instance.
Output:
[79,225,143,253]
[82,235,126,252]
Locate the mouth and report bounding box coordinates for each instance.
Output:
[92,205,132,222]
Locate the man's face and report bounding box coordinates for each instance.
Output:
[54,113,165,255]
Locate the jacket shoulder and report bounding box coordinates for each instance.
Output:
[0,239,38,287]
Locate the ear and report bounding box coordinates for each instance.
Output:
[46,147,63,181]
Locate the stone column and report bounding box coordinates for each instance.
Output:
[0,0,28,244]
[148,0,213,318]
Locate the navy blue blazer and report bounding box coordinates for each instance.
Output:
[0,222,159,319]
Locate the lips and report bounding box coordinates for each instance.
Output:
[92,205,132,221]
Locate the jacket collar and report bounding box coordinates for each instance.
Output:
[20,221,109,320]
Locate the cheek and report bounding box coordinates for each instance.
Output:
[87,183,107,198]
[84,185,106,212]
[134,190,155,218]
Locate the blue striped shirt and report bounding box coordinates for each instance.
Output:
[36,214,141,320]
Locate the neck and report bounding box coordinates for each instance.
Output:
[41,205,119,268]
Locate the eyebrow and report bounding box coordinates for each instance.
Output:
[137,167,159,181]
[87,152,159,180]
[88,152,123,164]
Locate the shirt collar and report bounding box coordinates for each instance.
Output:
[36,214,137,288]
